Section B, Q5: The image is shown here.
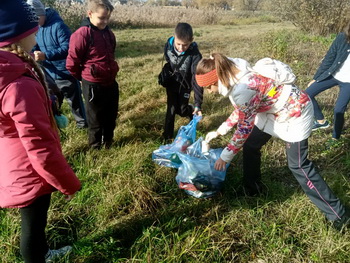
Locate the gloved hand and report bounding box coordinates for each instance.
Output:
[54,114,69,129]
[205,131,218,142]
[201,140,210,153]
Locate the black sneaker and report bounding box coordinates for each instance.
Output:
[236,182,268,197]
[312,120,330,131]
[161,133,173,144]
[90,143,102,150]
[332,210,350,232]
[104,141,113,149]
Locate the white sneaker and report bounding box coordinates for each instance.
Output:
[45,246,72,262]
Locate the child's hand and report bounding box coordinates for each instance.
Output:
[214,158,227,171]
[193,107,202,116]
[34,51,46,61]
[205,131,218,142]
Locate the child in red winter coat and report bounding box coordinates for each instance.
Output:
[0,1,81,262]
[67,0,119,149]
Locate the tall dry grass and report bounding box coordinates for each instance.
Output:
[1,4,350,263]
[53,2,279,31]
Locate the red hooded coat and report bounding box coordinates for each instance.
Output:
[0,51,81,208]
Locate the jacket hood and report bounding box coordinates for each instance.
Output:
[0,51,28,92]
[252,57,296,85]
[43,8,63,27]
[79,18,110,31]
[80,17,91,27]
[218,58,252,96]
[166,36,199,55]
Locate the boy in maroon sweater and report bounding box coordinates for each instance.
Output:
[66,0,119,149]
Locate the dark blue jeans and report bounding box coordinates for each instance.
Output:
[55,77,87,128]
[305,76,350,139]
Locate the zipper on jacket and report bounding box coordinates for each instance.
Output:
[102,31,113,82]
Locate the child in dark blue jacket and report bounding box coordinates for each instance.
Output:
[29,1,87,129]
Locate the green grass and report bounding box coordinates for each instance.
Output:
[1,22,350,262]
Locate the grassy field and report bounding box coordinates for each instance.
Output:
[1,21,350,262]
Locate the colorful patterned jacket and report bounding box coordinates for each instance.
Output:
[216,58,313,163]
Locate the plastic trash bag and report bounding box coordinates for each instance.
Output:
[151,149,183,169]
[152,116,229,198]
[175,138,229,198]
[152,115,202,168]
[185,136,203,158]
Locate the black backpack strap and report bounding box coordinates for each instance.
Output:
[173,55,187,73]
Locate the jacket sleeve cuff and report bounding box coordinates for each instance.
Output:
[220,147,234,163]
[217,123,231,136]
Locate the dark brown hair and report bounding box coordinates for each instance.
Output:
[174,23,193,42]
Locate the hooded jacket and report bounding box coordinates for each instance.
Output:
[215,58,313,163]
[0,51,81,208]
[33,8,72,80]
[66,18,119,85]
[164,36,203,109]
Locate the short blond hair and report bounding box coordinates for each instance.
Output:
[87,0,114,13]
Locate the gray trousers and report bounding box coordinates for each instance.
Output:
[243,126,345,221]
[55,78,87,128]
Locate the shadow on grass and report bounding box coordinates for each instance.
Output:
[117,38,165,59]
[57,163,306,262]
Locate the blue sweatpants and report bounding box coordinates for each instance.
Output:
[305,76,350,139]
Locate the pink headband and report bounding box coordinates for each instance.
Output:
[195,69,218,87]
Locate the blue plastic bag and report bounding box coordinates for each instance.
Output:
[175,138,229,198]
[152,115,202,168]
[152,115,229,198]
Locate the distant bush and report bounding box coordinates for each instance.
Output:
[274,0,350,36]
[256,29,336,87]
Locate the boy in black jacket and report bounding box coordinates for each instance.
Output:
[161,23,203,140]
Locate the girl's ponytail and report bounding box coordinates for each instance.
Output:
[211,53,239,88]
[0,44,59,132]
[196,53,239,88]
